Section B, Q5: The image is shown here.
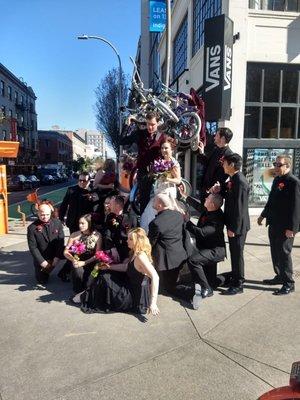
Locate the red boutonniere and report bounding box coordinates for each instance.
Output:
[227,181,233,191]
[36,224,43,232]
[53,229,59,234]
[219,156,225,165]
[278,182,285,191]
[111,218,119,227]
[200,216,208,224]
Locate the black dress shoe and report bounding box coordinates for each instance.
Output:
[191,283,202,310]
[201,287,214,298]
[273,284,295,296]
[222,286,244,295]
[262,276,284,285]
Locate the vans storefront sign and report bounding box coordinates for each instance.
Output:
[204,14,233,121]
[149,0,166,32]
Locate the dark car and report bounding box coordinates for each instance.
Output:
[7,175,33,191]
[27,175,40,188]
[40,174,55,185]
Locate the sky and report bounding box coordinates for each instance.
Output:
[1,0,141,132]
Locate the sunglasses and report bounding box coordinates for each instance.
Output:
[273,162,287,168]
[79,179,89,183]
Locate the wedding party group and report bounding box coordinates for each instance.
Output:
[27,111,300,316]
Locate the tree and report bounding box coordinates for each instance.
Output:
[72,156,93,173]
[95,68,128,157]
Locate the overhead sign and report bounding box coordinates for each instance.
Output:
[149,0,166,32]
[203,14,233,121]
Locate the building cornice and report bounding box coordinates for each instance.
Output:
[248,9,300,20]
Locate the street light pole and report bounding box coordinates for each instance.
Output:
[165,0,172,94]
[77,34,123,159]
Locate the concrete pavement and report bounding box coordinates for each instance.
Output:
[0,217,299,400]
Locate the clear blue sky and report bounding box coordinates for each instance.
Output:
[1,0,141,131]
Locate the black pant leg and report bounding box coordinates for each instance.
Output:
[137,173,153,215]
[159,268,181,292]
[228,233,247,287]
[268,226,281,277]
[187,249,218,289]
[278,235,295,286]
[202,263,217,287]
[34,261,49,284]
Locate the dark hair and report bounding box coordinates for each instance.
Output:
[223,153,242,171]
[79,213,94,231]
[160,136,176,151]
[218,127,233,144]
[112,195,125,208]
[146,111,161,122]
[79,171,90,179]
[104,158,116,173]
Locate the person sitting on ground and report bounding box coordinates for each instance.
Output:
[178,192,226,308]
[148,193,187,293]
[27,201,67,288]
[64,214,102,294]
[78,227,160,316]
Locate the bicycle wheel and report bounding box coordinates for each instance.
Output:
[178,178,192,197]
[154,98,179,123]
[173,111,201,144]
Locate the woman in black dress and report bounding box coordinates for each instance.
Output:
[79,227,160,316]
[64,214,102,294]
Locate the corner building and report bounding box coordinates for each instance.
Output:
[139,0,300,207]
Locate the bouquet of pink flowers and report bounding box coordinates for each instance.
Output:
[90,250,114,278]
[68,241,86,261]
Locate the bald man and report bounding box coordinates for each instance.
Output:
[27,202,66,287]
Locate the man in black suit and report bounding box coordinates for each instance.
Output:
[27,202,66,287]
[221,153,250,295]
[258,154,300,295]
[198,127,233,203]
[148,193,187,294]
[59,172,97,234]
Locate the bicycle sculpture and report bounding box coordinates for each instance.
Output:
[125,57,203,152]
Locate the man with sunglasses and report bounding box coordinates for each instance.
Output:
[59,172,97,234]
[258,155,300,295]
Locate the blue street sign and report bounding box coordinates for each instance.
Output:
[149,0,166,32]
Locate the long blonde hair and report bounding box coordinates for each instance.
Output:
[128,227,152,262]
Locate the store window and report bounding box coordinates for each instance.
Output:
[192,0,222,56]
[244,148,299,206]
[244,62,300,139]
[173,16,188,80]
[249,0,300,11]
[8,86,12,100]
[0,81,4,97]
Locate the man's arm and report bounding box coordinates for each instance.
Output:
[287,177,300,232]
[56,220,65,259]
[58,188,71,221]
[148,220,160,247]
[186,220,217,239]
[119,130,138,146]
[226,181,248,234]
[27,226,45,265]
[186,195,203,213]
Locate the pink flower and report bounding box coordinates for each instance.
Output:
[278,182,285,191]
[69,241,86,255]
[95,250,113,264]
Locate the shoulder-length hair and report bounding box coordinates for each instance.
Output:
[79,213,94,232]
[128,227,152,262]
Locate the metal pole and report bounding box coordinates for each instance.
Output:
[77,35,123,158]
[165,0,172,94]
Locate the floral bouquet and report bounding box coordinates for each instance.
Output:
[90,250,114,278]
[151,158,175,181]
[68,241,86,261]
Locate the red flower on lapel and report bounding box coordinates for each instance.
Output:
[219,156,225,165]
[200,216,208,224]
[278,182,285,191]
[227,181,233,191]
[36,224,43,232]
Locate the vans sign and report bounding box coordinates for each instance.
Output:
[203,14,233,121]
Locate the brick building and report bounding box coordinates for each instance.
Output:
[38,130,73,168]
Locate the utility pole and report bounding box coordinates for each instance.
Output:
[165,0,172,94]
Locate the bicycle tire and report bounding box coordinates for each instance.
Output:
[178,178,192,197]
[154,98,179,123]
[173,111,201,144]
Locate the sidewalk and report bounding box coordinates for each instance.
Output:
[0,216,299,400]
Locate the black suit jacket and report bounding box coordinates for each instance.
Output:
[261,172,300,232]
[27,218,65,265]
[186,209,226,261]
[148,209,187,271]
[200,145,233,194]
[102,213,129,261]
[224,172,250,235]
[58,185,95,229]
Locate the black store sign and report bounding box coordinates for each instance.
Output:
[203,14,233,122]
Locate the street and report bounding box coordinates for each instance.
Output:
[8,179,76,205]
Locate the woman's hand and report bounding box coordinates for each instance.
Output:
[148,303,160,316]
[73,260,85,268]
[98,262,110,270]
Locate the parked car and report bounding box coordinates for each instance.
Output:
[26,175,40,188]
[40,174,55,185]
[7,175,33,191]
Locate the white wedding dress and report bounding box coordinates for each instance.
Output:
[140,158,181,233]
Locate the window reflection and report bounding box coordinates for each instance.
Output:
[246,65,261,102]
[264,67,280,102]
[262,107,278,138]
[280,108,296,138]
[282,70,298,103]
[244,106,260,138]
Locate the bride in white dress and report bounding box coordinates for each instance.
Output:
[140,137,182,232]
